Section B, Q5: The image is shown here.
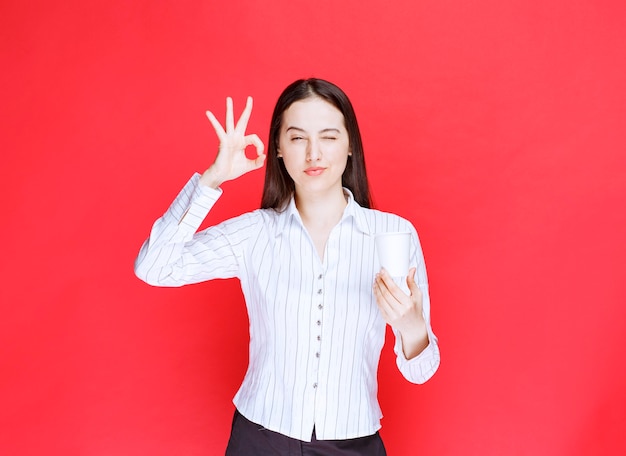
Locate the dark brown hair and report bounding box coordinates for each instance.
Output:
[260,78,372,210]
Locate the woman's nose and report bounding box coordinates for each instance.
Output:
[306,140,321,161]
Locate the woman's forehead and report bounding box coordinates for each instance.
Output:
[282,98,346,131]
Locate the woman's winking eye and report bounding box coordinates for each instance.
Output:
[285,127,342,143]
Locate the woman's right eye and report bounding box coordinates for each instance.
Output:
[291,136,304,142]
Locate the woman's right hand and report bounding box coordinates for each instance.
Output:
[199,96,266,189]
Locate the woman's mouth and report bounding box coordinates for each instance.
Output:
[304,167,325,176]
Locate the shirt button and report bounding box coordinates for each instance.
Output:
[317,335,321,341]
[318,304,323,310]
[315,352,320,358]
[318,274,323,280]
[313,383,318,388]
[317,289,323,295]
[316,320,321,326]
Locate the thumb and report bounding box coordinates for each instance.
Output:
[406,267,420,295]
[248,153,266,172]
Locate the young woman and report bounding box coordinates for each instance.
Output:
[135,78,440,455]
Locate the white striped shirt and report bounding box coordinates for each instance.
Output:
[134,173,440,442]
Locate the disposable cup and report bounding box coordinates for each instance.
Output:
[374,232,411,278]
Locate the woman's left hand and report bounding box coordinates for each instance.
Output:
[373,267,429,359]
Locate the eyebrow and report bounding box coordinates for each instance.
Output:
[285,126,342,134]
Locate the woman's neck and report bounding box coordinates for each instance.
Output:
[294,187,348,261]
[295,187,348,230]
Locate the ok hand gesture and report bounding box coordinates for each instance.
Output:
[200,96,266,188]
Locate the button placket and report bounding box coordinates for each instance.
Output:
[312,271,324,389]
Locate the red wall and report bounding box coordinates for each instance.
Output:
[2,1,625,454]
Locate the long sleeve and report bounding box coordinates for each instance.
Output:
[134,173,239,286]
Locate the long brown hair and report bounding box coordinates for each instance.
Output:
[260,78,372,210]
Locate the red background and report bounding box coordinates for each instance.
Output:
[2,0,625,454]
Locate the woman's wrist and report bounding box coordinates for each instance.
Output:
[199,166,225,189]
[399,321,429,360]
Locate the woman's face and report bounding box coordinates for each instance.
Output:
[278,97,351,198]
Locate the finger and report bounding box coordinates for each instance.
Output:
[245,134,265,156]
[252,153,267,169]
[373,280,395,321]
[378,269,404,299]
[406,267,419,293]
[406,267,423,300]
[376,283,402,322]
[374,273,403,308]
[244,134,266,170]
[205,110,226,138]
[225,97,235,132]
[235,96,253,134]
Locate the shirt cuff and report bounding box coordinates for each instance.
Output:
[395,331,441,384]
[165,173,223,232]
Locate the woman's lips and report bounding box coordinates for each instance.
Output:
[304,167,325,176]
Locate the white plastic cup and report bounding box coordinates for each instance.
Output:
[374,232,411,278]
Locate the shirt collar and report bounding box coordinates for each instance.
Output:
[274,188,372,237]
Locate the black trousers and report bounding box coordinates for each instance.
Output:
[225,410,387,456]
